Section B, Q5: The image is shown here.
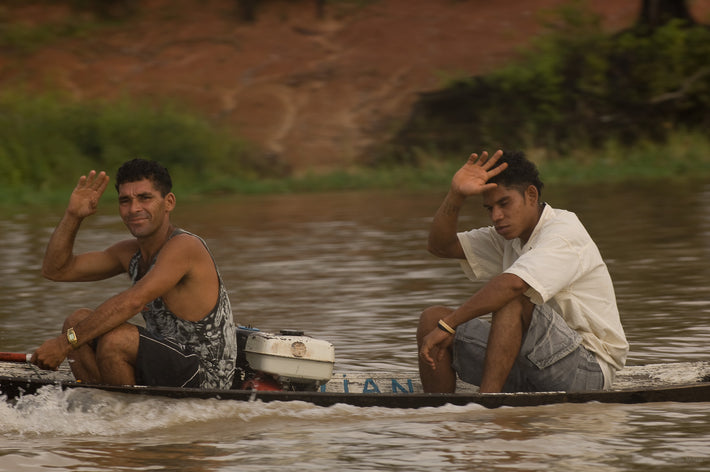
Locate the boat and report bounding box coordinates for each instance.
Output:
[2,328,710,409]
[2,361,710,409]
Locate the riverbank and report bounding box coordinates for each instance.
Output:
[3,1,709,205]
[0,0,663,173]
[192,130,710,195]
[1,128,708,208]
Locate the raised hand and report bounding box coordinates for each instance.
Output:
[67,170,110,219]
[451,150,507,198]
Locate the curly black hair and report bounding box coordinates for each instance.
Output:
[114,158,172,196]
[488,150,544,197]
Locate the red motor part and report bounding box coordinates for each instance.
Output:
[241,373,283,391]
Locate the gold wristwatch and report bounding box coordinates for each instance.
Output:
[66,327,79,348]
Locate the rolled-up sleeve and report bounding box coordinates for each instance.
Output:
[457,227,506,282]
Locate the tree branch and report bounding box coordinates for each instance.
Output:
[649,67,710,104]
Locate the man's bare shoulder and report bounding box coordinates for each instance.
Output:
[167,231,207,250]
[151,232,218,309]
[158,232,212,266]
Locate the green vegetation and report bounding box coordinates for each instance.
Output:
[0,91,262,204]
[386,1,710,167]
[183,128,710,195]
[0,0,118,53]
[0,19,93,54]
[536,129,710,183]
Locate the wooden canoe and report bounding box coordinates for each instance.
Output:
[2,360,709,409]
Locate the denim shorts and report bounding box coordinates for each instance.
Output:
[452,304,604,392]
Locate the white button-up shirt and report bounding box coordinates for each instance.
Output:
[457,204,629,387]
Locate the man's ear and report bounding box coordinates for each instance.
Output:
[165,192,176,211]
[525,185,539,205]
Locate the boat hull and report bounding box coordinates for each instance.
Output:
[2,361,710,409]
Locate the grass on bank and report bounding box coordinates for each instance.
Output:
[1,132,710,208]
[2,141,710,207]
[532,130,710,184]
[190,130,710,196]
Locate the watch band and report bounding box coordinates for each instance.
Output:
[66,327,79,348]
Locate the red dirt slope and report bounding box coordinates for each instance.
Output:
[2,0,707,173]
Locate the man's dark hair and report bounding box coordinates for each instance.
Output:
[115,159,172,196]
[488,150,544,197]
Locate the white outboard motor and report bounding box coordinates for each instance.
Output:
[236,327,335,391]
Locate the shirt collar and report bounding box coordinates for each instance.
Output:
[512,203,553,254]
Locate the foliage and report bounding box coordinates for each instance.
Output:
[537,129,710,183]
[0,91,264,193]
[385,0,710,165]
[0,11,97,53]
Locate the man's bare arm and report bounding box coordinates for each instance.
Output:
[42,170,128,281]
[74,235,212,337]
[427,190,467,259]
[31,235,199,370]
[427,150,507,259]
[419,273,530,368]
[445,273,529,327]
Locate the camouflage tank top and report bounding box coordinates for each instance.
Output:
[128,228,237,389]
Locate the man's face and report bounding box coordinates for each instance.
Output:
[117,179,173,238]
[482,184,540,243]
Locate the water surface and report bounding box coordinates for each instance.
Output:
[1,181,709,471]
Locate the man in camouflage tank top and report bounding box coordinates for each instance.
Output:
[31,159,237,389]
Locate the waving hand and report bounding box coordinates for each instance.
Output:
[451,150,507,197]
[67,170,110,219]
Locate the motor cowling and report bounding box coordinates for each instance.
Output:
[235,327,335,391]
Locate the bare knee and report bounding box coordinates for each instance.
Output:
[417,305,457,393]
[492,296,534,333]
[417,305,453,344]
[62,308,92,332]
[96,324,139,364]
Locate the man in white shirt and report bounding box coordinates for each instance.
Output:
[417,150,628,393]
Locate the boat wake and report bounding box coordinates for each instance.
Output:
[1,384,485,438]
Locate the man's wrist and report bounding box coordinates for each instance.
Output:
[446,188,467,205]
[440,190,466,217]
[437,319,456,335]
[64,208,87,222]
[65,327,79,349]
